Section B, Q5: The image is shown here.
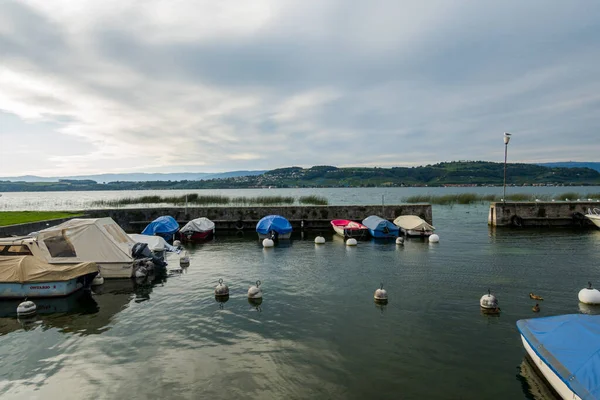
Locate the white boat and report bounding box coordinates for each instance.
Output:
[393,215,435,237]
[517,314,600,400]
[0,218,136,279]
[128,234,177,262]
[585,208,600,228]
[0,252,98,298]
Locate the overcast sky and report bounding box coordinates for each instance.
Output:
[1,0,599,177]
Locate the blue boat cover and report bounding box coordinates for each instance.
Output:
[256,215,292,235]
[362,215,399,236]
[141,216,179,237]
[517,314,600,399]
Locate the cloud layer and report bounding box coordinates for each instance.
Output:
[1,0,599,176]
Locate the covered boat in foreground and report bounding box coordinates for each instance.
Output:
[256,215,293,240]
[177,217,215,242]
[0,253,98,298]
[330,220,369,238]
[141,216,179,241]
[361,215,399,238]
[517,314,600,400]
[393,215,435,237]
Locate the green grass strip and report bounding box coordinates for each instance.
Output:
[0,211,84,227]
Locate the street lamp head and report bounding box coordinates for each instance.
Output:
[504,132,511,145]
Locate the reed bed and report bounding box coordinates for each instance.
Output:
[91,193,327,207]
[403,192,600,205]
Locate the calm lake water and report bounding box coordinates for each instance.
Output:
[1,188,600,399]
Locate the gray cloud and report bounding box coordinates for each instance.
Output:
[0,0,599,176]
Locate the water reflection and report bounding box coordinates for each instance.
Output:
[578,302,600,315]
[517,356,560,400]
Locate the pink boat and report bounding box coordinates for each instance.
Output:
[330,220,369,238]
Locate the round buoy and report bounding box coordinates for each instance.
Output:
[17,300,37,317]
[173,240,181,247]
[248,280,263,299]
[429,234,440,243]
[215,278,230,297]
[180,250,190,267]
[396,237,404,245]
[314,236,326,244]
[346,238,358,246]
[262,238,274,248]
[92,274,104,286]
[374,283,388,304]
[579,282,600,305]
[480,289,499,311]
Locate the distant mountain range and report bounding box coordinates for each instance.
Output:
[538,162,600,172]
[0,170,266,183]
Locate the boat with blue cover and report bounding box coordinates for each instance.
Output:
[256,215,293,240]
[141,216,180,241]
[517,314,600,400]
[361,215,399,238]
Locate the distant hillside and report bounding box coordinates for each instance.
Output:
[0,170,266,183]
[538,162,600,173]
[1,162,598,192]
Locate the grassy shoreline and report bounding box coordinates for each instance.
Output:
[0,211,84,227]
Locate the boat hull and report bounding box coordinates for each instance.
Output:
[520,334,582,400]
[178,230,214,242]
[401,228,434,237]
[585,214,600,228]
[368,229,399,238]
[257,232,292,240]
[332,225,369,238]
[0,272,97,299]
[98,262,133,279]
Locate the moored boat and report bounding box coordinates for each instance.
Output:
[330,219,369,238]
[361,215,399,238]
[517,314,600,400]
[0,254,98,298]
[256,215,292,240]
[141,216,180,242]
[393,215,435,237]
[177,217,215,242]
[585,208,600,229]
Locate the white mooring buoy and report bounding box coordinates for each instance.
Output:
[578,282,600,305]
[17,300,37,317]
[215,278,230,297]
[248,280,263,299]
[314,235,326,244]
[374,283,388,303]
[429,234,440,243]
[346,238,358,246]
[180,250,190,267]
[480,289,500,313]
[396,237,404,245]
[262,238,274,248]
[92,273,104,286]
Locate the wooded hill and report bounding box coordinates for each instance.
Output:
[1,162,599,192]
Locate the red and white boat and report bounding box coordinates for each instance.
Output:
[330,220,369,238]
[177,217,215,242]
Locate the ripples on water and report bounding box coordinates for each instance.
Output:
[0,202,600,399]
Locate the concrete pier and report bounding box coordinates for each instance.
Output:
[488,201,599,227]
[0,204,432,237]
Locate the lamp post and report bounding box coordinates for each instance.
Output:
[503,132,511,203]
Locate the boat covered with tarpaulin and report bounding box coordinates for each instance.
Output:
[361,215,399,238]
[393,215,435,237]
[0,217,136,279]
[141,216,179,241]
[0,253,98,298]
[256,215,293,240]
[177,217,215,242]
[517,314,600,400]
[330,220,369,238]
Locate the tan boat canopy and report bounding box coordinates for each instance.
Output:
[0,255,98,283]
[34,218,135,264]
[393,215,435,231]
